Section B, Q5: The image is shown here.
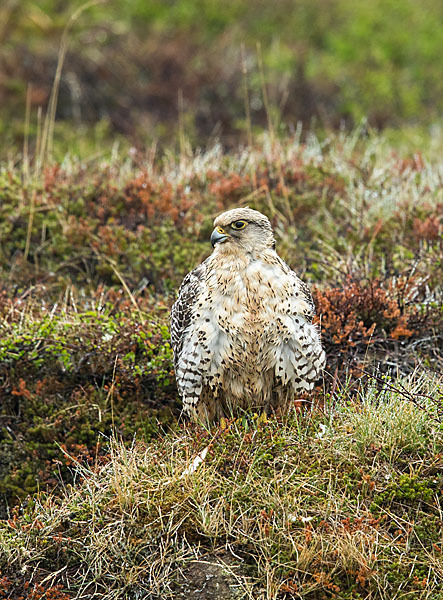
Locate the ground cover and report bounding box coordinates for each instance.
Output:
[1,379,442,598]
[0,130,441,597]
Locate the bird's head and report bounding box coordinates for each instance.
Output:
[211,207,275,254]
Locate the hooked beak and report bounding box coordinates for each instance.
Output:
[210,226,229,247]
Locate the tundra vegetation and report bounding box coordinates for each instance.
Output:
[0,129,442,598]
[0,1,442,597]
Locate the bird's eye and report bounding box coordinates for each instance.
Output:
[231,220,247,230]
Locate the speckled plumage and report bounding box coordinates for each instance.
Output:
[170,208,325,422]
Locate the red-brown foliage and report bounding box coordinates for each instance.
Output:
[208,172,251,209]
[314,277,416,349]
[0,580,71,600]
[413,213,442,242]
[312,274,440,383]
[123,172,197,229]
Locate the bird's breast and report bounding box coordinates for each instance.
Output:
[206,261,298,332]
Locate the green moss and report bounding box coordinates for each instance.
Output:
[372,473,436,509]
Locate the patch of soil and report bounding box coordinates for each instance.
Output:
[174,551,244,599]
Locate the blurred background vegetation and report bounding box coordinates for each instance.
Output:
[1,0,442,158]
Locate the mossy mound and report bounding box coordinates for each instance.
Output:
[1,380,442,598]
[0,300,178,515]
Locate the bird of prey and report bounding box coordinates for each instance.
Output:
[170,207,325,422]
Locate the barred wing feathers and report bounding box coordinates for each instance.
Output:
[170,261,208,407]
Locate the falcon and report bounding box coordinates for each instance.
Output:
[170,207,325,422]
